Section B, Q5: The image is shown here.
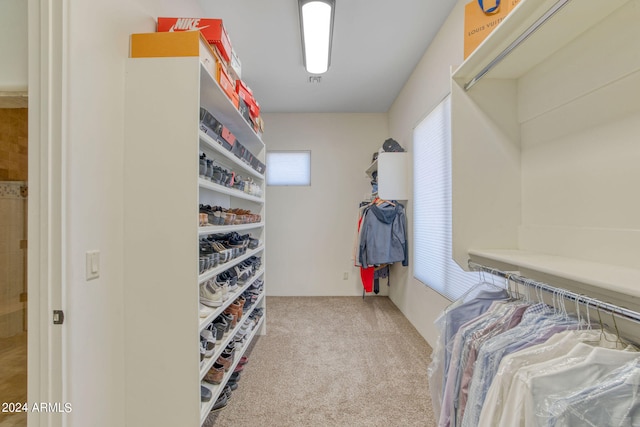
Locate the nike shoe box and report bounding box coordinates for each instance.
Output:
[157,17,232,63]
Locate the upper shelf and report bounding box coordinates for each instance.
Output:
[199,131,264,180]
[468,249,640,310]
[199,63,264,154]
[453,0,631,83]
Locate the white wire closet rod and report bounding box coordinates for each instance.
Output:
[467,260,640,325]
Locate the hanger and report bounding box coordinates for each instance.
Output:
[375,198,395,207]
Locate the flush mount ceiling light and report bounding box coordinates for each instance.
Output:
[298,0,335,74]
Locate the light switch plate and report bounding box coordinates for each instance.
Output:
[86,250,100,280]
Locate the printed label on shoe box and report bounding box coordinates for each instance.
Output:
[157,17,232,62]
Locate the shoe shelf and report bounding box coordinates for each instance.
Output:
[199,178,264,204]
[199,290,265,378]
[124,52,266,427]
[199,268,265,332]
[199,131,264,181]
[200,303,265,424]
[199,62,264,155]
[198,245,265,284]
[198,221,265,236]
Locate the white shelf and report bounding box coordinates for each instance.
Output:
[450,0,640,313]
[198,245,265,284]
[199,299,265,423]
[469,249,640,302]
[199,290,265,379]
[124,54,267,427]
[199,222,265,236]
[453,0,630,83]
[199,63,264,154]
[198,268,265,332]
[198,178,264,204]
[199,130,264,180]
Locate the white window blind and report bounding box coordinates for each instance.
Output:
[413,96,478,301]
[266,151,311,186]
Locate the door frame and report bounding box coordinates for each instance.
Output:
[28,0,65,425]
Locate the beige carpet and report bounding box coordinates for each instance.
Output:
[205,296,435,427]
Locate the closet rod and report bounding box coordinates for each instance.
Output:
[464,0,570,91]
[467,260,640,324]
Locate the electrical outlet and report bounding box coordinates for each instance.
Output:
[343,272,349,280]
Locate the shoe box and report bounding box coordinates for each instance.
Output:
[157,18,232,63]
[200,108,223,137]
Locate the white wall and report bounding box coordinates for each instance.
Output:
[0,0,27,91]
[386,0,469,346]
[262,113,388,296]
[54,1,203,426]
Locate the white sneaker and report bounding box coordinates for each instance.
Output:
[200,282,222,307]
[209,277,229,302]
[199,303,211,318]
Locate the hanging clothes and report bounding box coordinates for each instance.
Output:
[429,282,640,427]
[353,198,408,294]
[358,200,408,268]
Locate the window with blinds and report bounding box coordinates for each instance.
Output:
[413,96,478,301]
[266,151,311,186]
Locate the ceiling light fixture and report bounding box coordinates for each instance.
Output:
[298,0,335,74]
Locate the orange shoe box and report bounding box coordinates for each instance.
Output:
[157,18,232,63]
[236,80,260,118]
[129,31,221,77]
[216,63,239,108]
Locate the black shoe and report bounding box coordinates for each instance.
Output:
[201,385,212,402]
[211,393,228,412]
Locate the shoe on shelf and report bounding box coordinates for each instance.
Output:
[216,352,233,372]
[222,385,233,400]
[210,392,228,413]
[200,330,216,358]
[214,315,230,335]
[221,313,235,332]
[200,341,206,364]
[238,356,248,365]
[230,371,241,382]
[210,321,226,342]
[199,303,211,318]
[203,362,225,385]
[200,281,222,308]
[215,275,230,300]
[201,385,212,402]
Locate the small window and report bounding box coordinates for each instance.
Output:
[266,151,311,186]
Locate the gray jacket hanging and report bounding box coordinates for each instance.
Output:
[358,201,408,268]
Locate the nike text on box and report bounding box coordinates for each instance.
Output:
[157,17,232,62]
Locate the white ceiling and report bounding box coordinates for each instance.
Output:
[198,0,457,113]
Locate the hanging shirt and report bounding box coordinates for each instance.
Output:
[545,360,640,427]
[478,329,622,427]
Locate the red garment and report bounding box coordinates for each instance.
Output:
[360,266,374,293]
